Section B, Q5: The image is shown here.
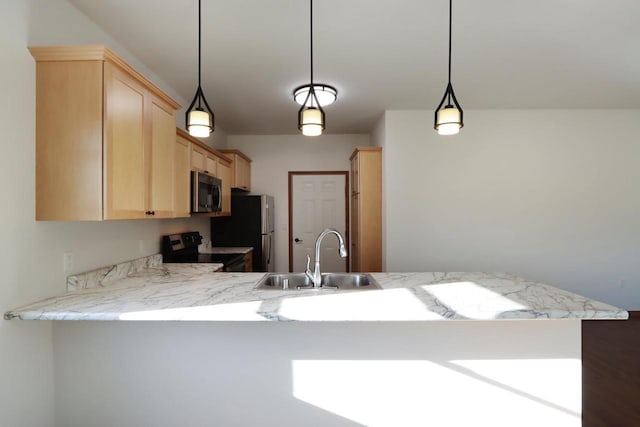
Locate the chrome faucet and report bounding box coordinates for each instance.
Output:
[305,228,348,288]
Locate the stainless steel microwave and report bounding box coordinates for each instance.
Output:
[191,171,222,213]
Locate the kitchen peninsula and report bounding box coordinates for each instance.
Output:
[5,262,626,427]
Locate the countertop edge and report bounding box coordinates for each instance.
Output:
[6,309,629,322]
[4,269,629,322]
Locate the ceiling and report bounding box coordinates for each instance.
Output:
[68,0,640,135]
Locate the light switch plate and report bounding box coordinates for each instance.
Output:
[63,252,73,273]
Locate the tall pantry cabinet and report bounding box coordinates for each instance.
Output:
[350,147,382,272]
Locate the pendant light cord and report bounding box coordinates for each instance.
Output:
[310,0,314,86]
[447,0,453,105]
[198,0,202,87]
[197,0,202,108]
[448,0,452,84]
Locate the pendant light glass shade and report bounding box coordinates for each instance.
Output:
[436,107,461,135]
[300,107,324,136]
[186,0,214,137]
[436,106,462,135]
[187,108,212,137]
[434,0,463,136]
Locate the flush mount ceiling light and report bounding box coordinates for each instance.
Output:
[434,0,464,136]
[186,0,214,138]
[293,84,337,107]
[297,0,332,137]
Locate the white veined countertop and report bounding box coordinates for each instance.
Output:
[4,265,628,322]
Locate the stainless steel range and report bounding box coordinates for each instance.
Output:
[161,232,246,272]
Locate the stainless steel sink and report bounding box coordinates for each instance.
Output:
[255,273,381,290]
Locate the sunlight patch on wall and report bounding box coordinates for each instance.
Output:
[292,359,580,427]
[450,358,581,414]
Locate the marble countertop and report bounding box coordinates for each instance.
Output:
[198,246,253,255]
[4,265,627,321]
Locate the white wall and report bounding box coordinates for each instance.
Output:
[0,2,211,425]
[382,109,640,309]
[222,134,371,271]
[53,320,581,427]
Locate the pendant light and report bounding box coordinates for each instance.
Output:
[434,0,463,136]
[298,0,326,137]
[186,0,214,138]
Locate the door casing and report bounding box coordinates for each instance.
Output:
[288,171,350,273]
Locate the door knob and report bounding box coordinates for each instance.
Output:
[294,238,303,243]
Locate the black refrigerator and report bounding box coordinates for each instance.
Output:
[211,194,275,272]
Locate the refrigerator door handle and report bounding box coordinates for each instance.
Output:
[266,234,272,266]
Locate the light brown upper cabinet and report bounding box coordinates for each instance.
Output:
[219,150,252,192]
[30,46,180,221]
[174,131,192,218]
[217,158,232,215]
[350,147,382,272]
[177,128,232,217]
[190,143,217,177]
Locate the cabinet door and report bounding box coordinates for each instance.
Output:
[148,97,176,218]
[217,160,232,215]
[351,153,360,195]
[244,252,253,272]
[235,156,250,191]
[191,144,206,172]
[351,193,360,272]
[205,153,217,177]
[104,62,147,219]
[174,135,191,217]
[35,60,104,221]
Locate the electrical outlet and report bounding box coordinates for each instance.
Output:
[63,252,73,273]
[619,278,626,289]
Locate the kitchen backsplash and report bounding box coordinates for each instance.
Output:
[67,254,162,292]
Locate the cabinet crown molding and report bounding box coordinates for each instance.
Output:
[219,149,252,163]
[176,128,232,164]
[29,45,180,110]
[350,146,382,161]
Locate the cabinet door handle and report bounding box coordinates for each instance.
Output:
[294,238,303,243]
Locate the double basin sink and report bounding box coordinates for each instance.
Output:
[256,273,381,291]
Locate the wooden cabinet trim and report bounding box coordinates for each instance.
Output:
[219,149,252,163]
[176,128,232,163]
[349,146,381,161]
[174,134,191,218]
[29,45,180,110]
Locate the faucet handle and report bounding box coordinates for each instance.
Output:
[304,254,314,284]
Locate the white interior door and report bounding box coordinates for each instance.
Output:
[291,173,347,273]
